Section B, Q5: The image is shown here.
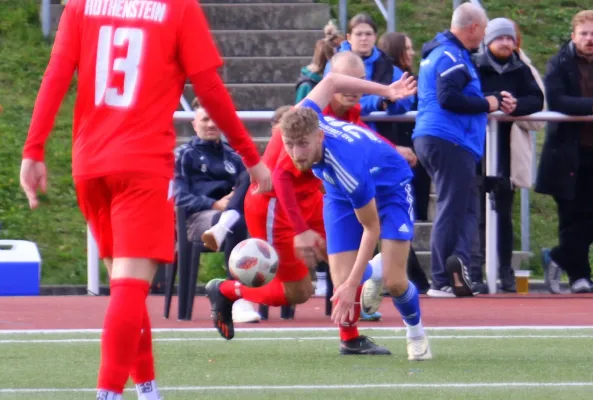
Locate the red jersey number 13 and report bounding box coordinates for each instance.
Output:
[95,26,144,108]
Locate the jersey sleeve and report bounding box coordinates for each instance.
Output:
[178,0,224,76]
[51,0,81,64]
[299,98,323,116]
[324,146,375,209]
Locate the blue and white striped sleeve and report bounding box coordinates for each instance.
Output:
[324,147,375,209]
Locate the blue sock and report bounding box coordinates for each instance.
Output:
[359,263,373,285]
[392,281,421,326]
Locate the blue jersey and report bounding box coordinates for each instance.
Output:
[303,99,413,210]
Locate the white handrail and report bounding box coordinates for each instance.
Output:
[86,111,593,295]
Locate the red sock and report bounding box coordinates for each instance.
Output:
[339,285,363,342]
[220,278,289,307]
[97,278,149,393]
[130,308,154,384]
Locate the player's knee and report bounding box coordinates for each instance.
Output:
[283,279,314,304]
[111,258,159,283]
[383,273,408,297]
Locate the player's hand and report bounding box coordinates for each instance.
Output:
[248,161,272,194]
[294,229,327,267]
[396,146,417,167]
[386,72,417,102]
[20,158,47,209]
[330,279,358,325]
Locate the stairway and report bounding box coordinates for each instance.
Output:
[176,0,330,150]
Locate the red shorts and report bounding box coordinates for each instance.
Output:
[244,191,325,282]
[74,172,175,263]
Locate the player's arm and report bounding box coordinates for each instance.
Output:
[297,72,417,112]
[22,1,80,161]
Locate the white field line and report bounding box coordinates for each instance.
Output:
[1,325,593,335]
[1,382,593,394]
[1,334,593,344]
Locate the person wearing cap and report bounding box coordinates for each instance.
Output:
[470,18,544,294]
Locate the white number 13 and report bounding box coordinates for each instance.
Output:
[95,26,144,108]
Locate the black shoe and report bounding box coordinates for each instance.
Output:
[471,281,488,295]
[205,279,234,340]
[339,335,392,355]
[499,268,516,293]
[446,256,473,297]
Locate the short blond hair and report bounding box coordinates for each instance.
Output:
[279,107,319,140]
[573,10,593,31]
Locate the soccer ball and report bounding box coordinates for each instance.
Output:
[229,238,279,287]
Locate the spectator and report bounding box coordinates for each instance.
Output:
[324,19,346,48]
[295,37,335,104]
[378,31,432,222]
[412,3,497,298]
[469,18,544,294]
[173,102,261,322]
[323,13,415,142]
[536,10,593,294]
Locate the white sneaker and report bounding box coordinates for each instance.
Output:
[314,280,327,296]
[232,299,261,323]
[407,335,432,361]
[426,285,455,298]
[201,224,229,252]
[361,278,384,315]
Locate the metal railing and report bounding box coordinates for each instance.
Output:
[86,111,593,296]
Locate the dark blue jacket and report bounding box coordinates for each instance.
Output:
[173,137,246,214]
[412,31,489,161]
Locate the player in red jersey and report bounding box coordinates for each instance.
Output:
[205,52,416,355]
[19,1,271,399]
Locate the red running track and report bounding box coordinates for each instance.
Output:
[0,294,592,330]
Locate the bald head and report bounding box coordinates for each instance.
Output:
[330,51,365,77]
[451,3,488,29]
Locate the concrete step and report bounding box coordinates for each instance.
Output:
[220,57,310,84]
[203,3,329,30]
[412,222,432,252]
[213,30,323,57]
[183,83,294,112]
[416,250,533,283]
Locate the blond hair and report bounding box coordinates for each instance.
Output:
[271,105,292,127]
[573,10,593,31]
[279,107,319,140]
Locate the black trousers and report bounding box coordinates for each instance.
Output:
[550,149,593,284]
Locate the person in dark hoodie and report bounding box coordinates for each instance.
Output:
[173,102,261,323]
[470,18,544,294]
[412,3,501,298]
[323,13,415,143]
[537,10,593,295]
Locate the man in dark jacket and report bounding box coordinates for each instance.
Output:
[471,18,544,293]
[536,10,593,294]
[412,3,499,298]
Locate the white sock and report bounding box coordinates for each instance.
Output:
[136,380,161,400]
[316,272,327,285]
[369,253,383,282]
[96,390,122,400]
[405,319,425,339]
[217,209,240,232]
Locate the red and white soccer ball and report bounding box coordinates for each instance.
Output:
[229,238,279,287]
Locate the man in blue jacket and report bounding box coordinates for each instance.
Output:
[412,3,500,298]
[173,104,260,322]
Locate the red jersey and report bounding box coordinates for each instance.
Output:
[262,128,322,200]
[23,0,258,179]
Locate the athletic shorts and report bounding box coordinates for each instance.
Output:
[244,191,325,282]
[324,181,415,255]
[74,172,175,263]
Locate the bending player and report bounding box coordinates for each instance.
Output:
[206,54,419,356]
[19,1,272,399]
[280,57,431,360]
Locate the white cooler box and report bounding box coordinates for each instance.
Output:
[0,240,42,296]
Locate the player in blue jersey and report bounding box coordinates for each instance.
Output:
[278,51,432,360]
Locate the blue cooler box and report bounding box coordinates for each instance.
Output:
[0,240,42,296]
